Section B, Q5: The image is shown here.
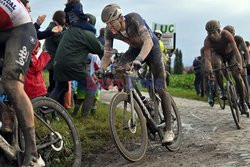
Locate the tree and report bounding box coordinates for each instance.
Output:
[173,49,184,74]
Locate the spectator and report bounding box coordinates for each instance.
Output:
[24,41,51,99]
[49,12,103,113]
[64,0,96,33]
[72,53,101,117]
[44,10,66,94]
[97,27,105,46]
[21,0,63,39]
[193,56,202,95]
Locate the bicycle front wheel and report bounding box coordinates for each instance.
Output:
[227,83,241,129]
[109,92,148,162]
[217,89,225,110]
[32,97,82,167]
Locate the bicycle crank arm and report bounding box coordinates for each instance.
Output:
[0,135,17,160]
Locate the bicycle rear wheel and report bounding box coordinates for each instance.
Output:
[227,83,241,129]
[109,92,148,162]
[153,93,182,151]
[32,97,82,167]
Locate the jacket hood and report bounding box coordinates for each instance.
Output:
[85,13,96,26]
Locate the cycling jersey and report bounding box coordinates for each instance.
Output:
[105,12,158,49]
[0,0,31,31]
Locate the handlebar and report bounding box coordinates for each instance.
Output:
[212,63,239,72]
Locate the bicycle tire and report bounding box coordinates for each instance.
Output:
[227,83,241,129]
[209,100,215,107]
[109,92,148,162]
[31,97,82,167]
[149,89,182,151]
[218,97,226,110]
[165,96,182,151]
[216,87,225,110]
[154,95,182,151]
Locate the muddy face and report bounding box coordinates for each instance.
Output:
[107,19,122,34]
[208,30,221,42]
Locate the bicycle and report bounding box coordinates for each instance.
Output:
[213,62,248,129]
[0,82,82,166]
[106,63,182,162]
[207,79,226,109]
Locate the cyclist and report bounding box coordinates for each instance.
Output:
[223,25,250,107]
[100,4,174,143]
[203,20,248,115]
[0,0,44,166]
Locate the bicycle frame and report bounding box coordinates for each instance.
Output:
[0,103,62,162]
[123,70,165,139]
[0,103,19,161]
[34,112,62,150]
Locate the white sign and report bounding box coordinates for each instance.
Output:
[152,23,176,50]
[152,23,176,33]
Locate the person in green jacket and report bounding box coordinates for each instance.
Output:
[50,13,103,114]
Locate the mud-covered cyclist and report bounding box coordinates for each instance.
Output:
[203,20,249,115]
[0,0,44,166]
[100,3,175,143]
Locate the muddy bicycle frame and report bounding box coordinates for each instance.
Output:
[120,67,166,139]
[0,102,62,162]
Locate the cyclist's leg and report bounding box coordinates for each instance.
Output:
[1,23,42,165]
[211,52,226,99]
[145,46,174,144]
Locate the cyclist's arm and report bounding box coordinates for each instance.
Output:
[101,29,113,70]
[137,26,153,60]
[203,38,213,74]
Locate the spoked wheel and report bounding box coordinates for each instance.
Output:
[31,97,82,167]
[109,92,148,162]
[227,84,241,129]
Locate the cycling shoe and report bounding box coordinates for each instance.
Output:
[21,155,45,167]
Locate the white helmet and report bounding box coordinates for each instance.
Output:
[101,4,123,23]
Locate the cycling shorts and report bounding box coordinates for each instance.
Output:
[0,23,37,83]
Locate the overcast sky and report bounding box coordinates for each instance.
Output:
[30,0,250,66]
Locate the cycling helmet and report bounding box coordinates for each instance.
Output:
[205,20,220,32]
[223,25,235,36]
[154,29,162,35]
[101,4,123,23]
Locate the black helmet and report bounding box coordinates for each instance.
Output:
[101,4,123,23]
[205,20,220,32]
[223,25,235,36]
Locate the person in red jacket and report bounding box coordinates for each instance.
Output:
[24,41,51,99]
